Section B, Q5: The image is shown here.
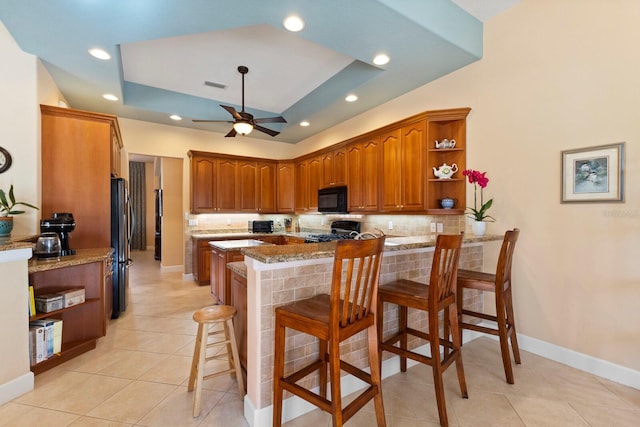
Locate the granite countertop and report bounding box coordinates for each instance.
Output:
[28,247,113,273]
[192,231,315,240]
[0,234,37,252]
[209,239,275,251]
[227,261,247,278]
[243,234,503,264]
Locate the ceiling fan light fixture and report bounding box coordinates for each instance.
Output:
[283,15,304,32]
[233,121,253,135]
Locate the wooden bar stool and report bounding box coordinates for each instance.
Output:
[188,305,245,417]
[457,228,521,384]
[378,234,466,427]
[273,237,387,427]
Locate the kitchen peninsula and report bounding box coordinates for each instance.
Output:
[237,234,502,426]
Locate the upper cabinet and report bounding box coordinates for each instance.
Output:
[320,147,346,188]
[380,120,427,212]
[425,108,471,214]
[294,156,321,213]
[40,105,121,249]
[188,151,238,213]
[347,136,380,212]
[238,160,277,213]
[276,162,295,213]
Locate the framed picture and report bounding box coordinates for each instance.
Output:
[561,142,624,203]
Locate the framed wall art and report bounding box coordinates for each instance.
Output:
[561,142,624,203]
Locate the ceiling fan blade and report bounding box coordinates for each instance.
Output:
[225,128,237,138]
[192,119,233,123]
[254,124,280,137]
[254,116,287,124]
[221,105,243,120]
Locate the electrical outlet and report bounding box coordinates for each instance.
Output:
[430,223,437,233]
[226,219,232,225]
[437,223,444,233]
[388,221,393,230]
[188,219,198,226]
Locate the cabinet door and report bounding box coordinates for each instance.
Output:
[400,121,427,211]
[346,143,364,211]
[216,159,238,211]
[258,162,277,212]
[320,149,347,188]
[294,160,309,212]
[191,156,216,213]
[230,271,247,375]
[307,157,321,211]
[276,162,295,213]
[238,161,258,212]
[380,129,402,211]
[361,138,380,211]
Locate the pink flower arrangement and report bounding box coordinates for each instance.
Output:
[462,169,495,222]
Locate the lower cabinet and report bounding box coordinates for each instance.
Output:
[210,247,243,304]
[28,257,108,375]
[230,269,247,385]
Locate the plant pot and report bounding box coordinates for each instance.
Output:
[0,216,14,237]
[472,220,486,236]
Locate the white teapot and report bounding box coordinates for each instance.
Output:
[433,163,458,179]
[435,139,456,149]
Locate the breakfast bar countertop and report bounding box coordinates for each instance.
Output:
[209,239,275,251]
[243,234,504,264]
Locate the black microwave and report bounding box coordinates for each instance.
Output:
[318,186,348,214]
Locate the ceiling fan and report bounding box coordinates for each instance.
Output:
[193,65,286,137]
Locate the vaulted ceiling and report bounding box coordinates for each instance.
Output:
[0,1,518,143]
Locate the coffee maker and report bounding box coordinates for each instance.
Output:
[40,212,76,256]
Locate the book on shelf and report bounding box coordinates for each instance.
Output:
[29,319,55,358]
[28,285,36,317]
[28,325,46,365]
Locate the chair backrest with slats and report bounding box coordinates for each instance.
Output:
[331,237,386,328]
[495,228,520,292]
[429,234,463,306]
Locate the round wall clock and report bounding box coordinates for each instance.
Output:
[0,146,12,173]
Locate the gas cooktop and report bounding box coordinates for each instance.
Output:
[304,220,361,243]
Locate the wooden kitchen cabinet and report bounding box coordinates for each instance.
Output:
[28,255,110,375]
[188,151,238,213]
[380,120,427,212]
[320,146,347,188]
[210,246,243,304]
[346,136,380,212]
[40,105,121,249]
[425,108,471,214]
[294,156,321,213]
[276,162,295,213]
[238,160,277,213]
[230,268,247,384]
[110,127,123,177]
[192,238,212,285]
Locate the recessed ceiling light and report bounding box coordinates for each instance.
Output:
[102,94,118,101]
[299,121,310,127]
[169,114,182,121]
[283,15,304,32]
[345,94,358,102]
[373,54,390,65]
[88,48,111,60]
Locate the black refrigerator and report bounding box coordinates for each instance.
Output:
[111,177,133,318]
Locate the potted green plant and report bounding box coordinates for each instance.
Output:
[0,184,39,236]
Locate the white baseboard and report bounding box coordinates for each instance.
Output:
[244,330,639,427]
[159,264,182,273]
[0,371,34,406]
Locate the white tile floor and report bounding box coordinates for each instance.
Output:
[2,250,639,426]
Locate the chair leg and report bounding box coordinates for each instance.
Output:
[192,323,208,417]
[188,323,203,392]
[429,315,448,427]
[448,304,468,399]
[319,339,328,399]
[272,318,286,427]
[329,339,343,427]
[399,305,408,372]
[505,287,522,365]
[367,323,386,427]
[225,318,245,396]
[496,297,515,384]
[456,286,465,345]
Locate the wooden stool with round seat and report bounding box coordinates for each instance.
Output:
[456,228,521,384]
[188,304,245,417]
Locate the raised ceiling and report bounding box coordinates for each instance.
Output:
[0,1,517,143]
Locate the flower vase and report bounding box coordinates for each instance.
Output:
[472,220,486,236]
